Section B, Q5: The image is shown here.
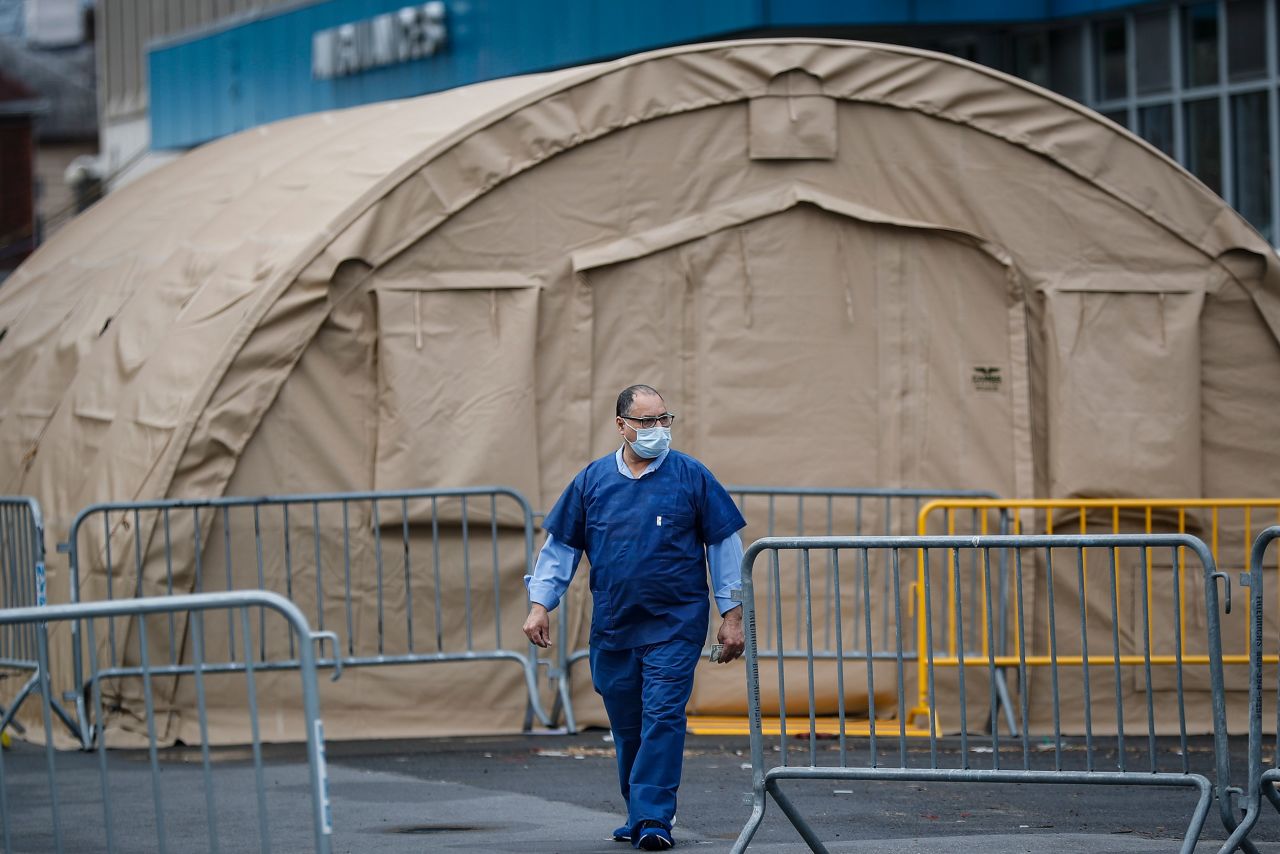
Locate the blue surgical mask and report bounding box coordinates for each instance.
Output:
[629,425,671,459]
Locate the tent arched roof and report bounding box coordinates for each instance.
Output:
[1,38,1277,521]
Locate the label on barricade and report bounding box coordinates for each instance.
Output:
[36,561,46,607]
[315,719,333,835]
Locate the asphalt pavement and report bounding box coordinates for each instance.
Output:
[2,730,1277,852]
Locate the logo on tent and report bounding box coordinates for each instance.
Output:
[971,366,1002,392]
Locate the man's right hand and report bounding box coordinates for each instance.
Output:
[523,603,552,648]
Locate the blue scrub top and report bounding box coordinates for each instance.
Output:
[543,449,746,651]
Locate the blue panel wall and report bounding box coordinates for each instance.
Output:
[149,0,1150,149]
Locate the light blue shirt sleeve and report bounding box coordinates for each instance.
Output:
[524,532,583,611]
[708,531,744,615]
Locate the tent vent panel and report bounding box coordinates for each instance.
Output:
[749,70,836,161]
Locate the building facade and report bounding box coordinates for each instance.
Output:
[99,0,1278,244]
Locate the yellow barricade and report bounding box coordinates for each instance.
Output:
[911,499,1280,732]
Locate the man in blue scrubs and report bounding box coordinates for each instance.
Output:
[523,384,747,851]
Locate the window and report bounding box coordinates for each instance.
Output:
[1233,92,1272,239]
[1227,0,1267,81]
[1183,3,1219,88]
[1048,26,1084,100]
[1102,109,1130,130]
[1135,9,1172,95]
[1185,98,1223,193]
[1139,104,1175,157]
[1013,31,1050,89]
[1095,18,1127,101]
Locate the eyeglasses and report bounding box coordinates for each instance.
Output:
[620,412,676,429]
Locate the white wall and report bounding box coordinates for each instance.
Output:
[24,0,82,47]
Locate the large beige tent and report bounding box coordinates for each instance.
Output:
[2,38,1279,743]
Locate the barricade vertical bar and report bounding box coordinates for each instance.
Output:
[402,497,413,652]
[283,505,296,659]
[1139,545,1157,772]
[341,501,354,656]
[35,623,62,853]
[131,508,143,598]
[216,512,236,660]
[432,496,443,652]
[190,611,220,854]
[491,494,502,648]
[1107,545,1126,771]
[1045,545,1062,771]
[824,498,833,652]
[951,547,968,764]
[794,498,804,652]
[1215,526,1279,852]
[766,496,775,646]
[831,548,846,766]
[1171,546,1189,774]
[85,615,114,850]
[982,548,1000,769]
[104,511,117,663]
[772,541,788,766]
[240,607,271,854]
[1014,547,1030,765]
[163,509,176,664]
[312,501,324,633]
[462,496,473,651]
[802,550,817,767]
[0,687,10,854]
[136,617,167,853]
[733,539,767,854]
[372,501,384,656]
[1,508,12,660]
[1075,547,1093,771]
[922,546,938,764]
[859,548,876,766]
[254,505,266,661]
[221,506,232,604]
[891,548,907,765]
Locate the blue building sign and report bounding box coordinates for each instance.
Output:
[148,0,1155,150]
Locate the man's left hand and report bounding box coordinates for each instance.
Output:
[716,606,745,663]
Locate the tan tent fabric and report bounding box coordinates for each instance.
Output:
[1,38,1279,744]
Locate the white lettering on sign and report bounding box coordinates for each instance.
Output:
[312,2,447,81]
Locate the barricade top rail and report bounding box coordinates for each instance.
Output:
[921,498,1280,509]
[0,589,311,634]
[0,495,44,530]
[729,487,998,498]
[66,485,534,534]
[917,497,1280,531]
[745,532,1218,555]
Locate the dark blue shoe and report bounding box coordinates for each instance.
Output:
[612,825,631,842]
[633,820,673,850]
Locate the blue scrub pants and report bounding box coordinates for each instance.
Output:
[590,639,702,835]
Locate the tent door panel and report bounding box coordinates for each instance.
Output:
[1044,289,1204,498]
[373,284,540,500]
[580,203,1029,492]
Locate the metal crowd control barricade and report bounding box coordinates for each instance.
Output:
[0,590,333,854]
[555,487,1000,736]
[1219,525,1280,853]
[0,497,78,741]
[914,499,1280,740]
[62,487,563,746]
[732,534,1230,854]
